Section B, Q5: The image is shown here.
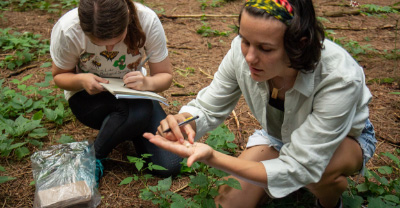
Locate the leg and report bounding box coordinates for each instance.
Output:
[306,137,363,208]
[69,91,153,159]
[215,145,279,208]
[132,101,183,177]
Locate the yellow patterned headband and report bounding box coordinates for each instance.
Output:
[245,0,294,25]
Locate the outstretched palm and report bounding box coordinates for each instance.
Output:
[143,133,213,167]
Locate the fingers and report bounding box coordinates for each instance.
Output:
[143,133,191,158]
[95,76,109,84]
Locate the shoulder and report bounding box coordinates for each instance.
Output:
[316,39,364,82]
[134,2,159,21]
[53,8,81,34]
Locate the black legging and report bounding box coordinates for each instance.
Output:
[68,90,182,177]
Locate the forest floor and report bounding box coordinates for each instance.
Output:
[0,0,399,207]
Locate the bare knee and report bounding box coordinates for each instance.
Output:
[307,174,348,198]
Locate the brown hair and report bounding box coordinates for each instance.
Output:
[239,0,325,72]
[78,0,146,51]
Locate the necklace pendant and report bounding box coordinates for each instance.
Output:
[271,88,279,99]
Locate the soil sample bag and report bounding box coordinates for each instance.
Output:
[31,141,101,208]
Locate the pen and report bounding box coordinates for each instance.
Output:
[124,52,153,87]
[162,115,199,133]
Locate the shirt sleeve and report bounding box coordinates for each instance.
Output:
[179,39,243,140]
[50,17,82,70]
[262,72,365,198]
[138,5,168,63]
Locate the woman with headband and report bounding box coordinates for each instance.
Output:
[144,0,376,207]
[50,0,183,186]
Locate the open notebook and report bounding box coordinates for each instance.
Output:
[100,78,168,105]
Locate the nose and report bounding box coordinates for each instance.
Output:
[106,45,114,52]
[245,45,257,64]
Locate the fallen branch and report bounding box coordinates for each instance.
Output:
[173,183,189,193]
[232,110,242,141]
[323,9,360,17]
[159,14,239,19]
[171,93,197,97]
[173,79,185,88]
[6,64,38,78]
[199,67,214,79]
[167,45,195,50]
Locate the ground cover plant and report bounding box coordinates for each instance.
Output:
[0,0,399,207]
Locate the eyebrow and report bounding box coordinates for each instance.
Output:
[238,32,274,47]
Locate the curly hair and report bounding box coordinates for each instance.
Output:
[239,0,325,72]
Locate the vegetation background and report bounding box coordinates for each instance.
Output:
[0,0,399,207]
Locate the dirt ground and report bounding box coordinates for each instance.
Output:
[1,0,400,207]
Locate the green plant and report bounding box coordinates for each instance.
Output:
[0,165,16,184]
[0,73,70,159]
[206,124,237,154]
[175,67,195,77]
[0,28,49,70]
[197,22,231,37]
[361,4,398,16]
[119,154,168,186]
[139,125,241,207]
[343,40,376,58]
[343,150,400,207]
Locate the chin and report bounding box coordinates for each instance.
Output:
[250,73,267,82]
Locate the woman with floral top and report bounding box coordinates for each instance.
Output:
[50,0,182,185]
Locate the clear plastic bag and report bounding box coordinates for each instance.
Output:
[31,141,101,208]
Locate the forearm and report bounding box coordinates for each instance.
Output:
[204,150,268,188]
[144,73,172,92]
[53,72,85,91]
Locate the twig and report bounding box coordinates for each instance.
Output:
[167,45,195,50]
[173,183,189,193]
[108,158,130,164]
[160,14,239,19]
[232,110,242,141]
[324,26,370,31]
[171,93,197,97]
[6,64,38,78]
[173,79,185,88]
[199,67,214,79]
[323,9,360,17]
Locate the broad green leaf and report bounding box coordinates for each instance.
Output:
[384,195,400,204]
[119,177,133,185]
[141,153,152,158]
[15,146,30,159]
[171,202,186,208]
[190,173,208,188]
[367,197,386,208]
[9,142,27,150]
[135,161,144,171]
[223,178,242,190]
[342,194,363,208]
[0,176,16,184]
[127,156,138,163]
[57,135,75,144]
[40,62,52,68]
[0,165,5,172]
[140,189,155,200]
[28,139,43,148]
[32,110,44,120]
[29,180,35,186]
[151,164,168,171]
[157,177,172,192]
[356,183,368,192]
[21,74,33,82]
[28,128,48,139]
